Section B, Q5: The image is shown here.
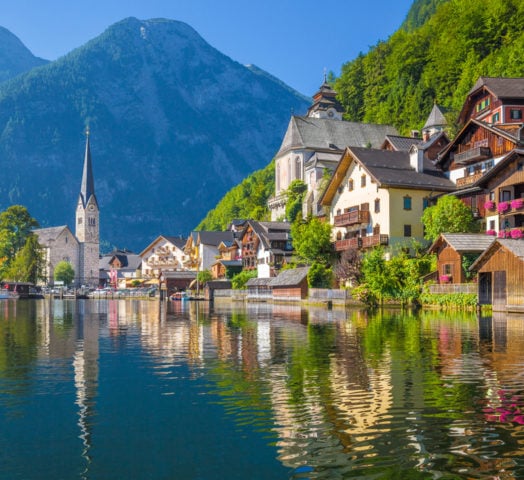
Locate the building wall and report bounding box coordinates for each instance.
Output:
[141,238,187,277]
[44,230,80,286]
[435,245,463,284]
[477,246,524,310]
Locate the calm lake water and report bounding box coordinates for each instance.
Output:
[0,299,523,479]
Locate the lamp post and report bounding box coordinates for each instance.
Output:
[158,271,165,301]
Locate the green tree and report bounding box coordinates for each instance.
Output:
[0,205,39,278]
[291,217,333,265]
[307,262,333,288]
[284,180,307,223]
[231,270,257,289]
[4,234,45,283]
[54,261,75,286]
[196,269,213,284]
[421,195,477,241]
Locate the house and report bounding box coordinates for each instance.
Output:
[470,238,524,312]
[184,231,235,273]
[140,235,187,279]
[267,79,398,220]
[210,239,242,279]
[239,220,293,278]
[246,277,273,301]
[33,132,99,287]
[99,249,142,288]
[428,233,494,284]
[320,146,455,253]
[270,267,309,301]
[204,280,232,301]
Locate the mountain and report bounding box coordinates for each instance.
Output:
[0,18,309,251]
[334,0,524,134]
[0,26,48,82]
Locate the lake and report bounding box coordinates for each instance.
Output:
[0,298,523,479]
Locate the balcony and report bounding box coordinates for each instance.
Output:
[456,172,483,187]
[335,234,389,251]
[454,146,491,165]
[334,210,370,227]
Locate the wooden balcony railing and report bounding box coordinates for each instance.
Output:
[456,172,483,187]
[335,234,389,251]
[454,146,491,165]
[334,210,370,227]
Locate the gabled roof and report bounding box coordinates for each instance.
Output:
[321,146,455,206]
[428,233,494,255]
[246,277,273,287]
[381,134,422,151]
[33,226,78,246]
[270,267,309,287]
[465,149,524,190]
[276,116,398,157]
[99,251,142,271]
[436,118,520,168]
[470,238,524,272]
[242,220,291,250]
[197,230,234,247]
[468,77,524,99]
[139,235,187,256]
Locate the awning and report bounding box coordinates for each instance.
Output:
[144,279,159,285]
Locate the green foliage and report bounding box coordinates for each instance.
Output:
[284,180,307,223]
[357,247,434,306]
[196,269,213,284]
[197,160,275,230]
[290,217,333,265]
[4,234,45,283]
[462,253,480,281]
[335,0,524,134]
[231,270,257,290]
[54,261,75,286]
[419,292,478,309]
[421,195,477,241]
[307,262,333,288]
[0,205,39,279]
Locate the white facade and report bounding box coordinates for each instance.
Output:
[140,237,188,278]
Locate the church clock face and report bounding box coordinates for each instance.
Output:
[89,205,95,211]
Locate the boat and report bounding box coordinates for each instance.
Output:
[0,290,19,299]
[170,291,188,301]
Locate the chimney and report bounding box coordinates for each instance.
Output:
[422,129,430,142]
[410,146,424,173]
[411,130,419,138]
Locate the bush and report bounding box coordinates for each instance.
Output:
[231,270,257,289]
[420,292,478,309]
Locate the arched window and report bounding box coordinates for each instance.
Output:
[276,164,280,192]
[295,156,301,180]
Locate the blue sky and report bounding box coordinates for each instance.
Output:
[3,0,413,96]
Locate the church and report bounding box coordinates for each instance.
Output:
[34,131,100,287]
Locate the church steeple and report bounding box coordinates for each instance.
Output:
[306,74,345,120]
[79,127,96,208]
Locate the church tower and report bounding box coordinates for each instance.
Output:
[306,75,345,120]
[75,129,99,287]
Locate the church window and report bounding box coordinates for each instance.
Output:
[276,164,280,192]
[65,236,68,244]
[287,159,291,185]
[295,156,301,180]
[78,218,83,224]
[89,217,96,226]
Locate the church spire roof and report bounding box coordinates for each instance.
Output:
[306,75,345,119]
[79,127,96,207]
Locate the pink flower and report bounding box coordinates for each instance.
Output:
[484,200,495,210]
[510,229,523,239]
[498,201,510,213]
[511,199,524,210]
[486,229,496,236]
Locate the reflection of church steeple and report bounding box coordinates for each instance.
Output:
[73,302,99,477]
[307,74,345,120]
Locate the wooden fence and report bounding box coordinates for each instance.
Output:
[428,283,477,294]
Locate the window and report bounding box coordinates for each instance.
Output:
[374,198,380,213]
[78,217,82,224]
[295,156,302,180]
[476,97,490,112]
[403,195,412,210]
[404,225,412,237]
[348,179,354,191]
[361,175,366,188]
[510,109,523,120]
[492,112,500,123]
[276,164,280,192]
[423,197,429,210]
[443,264,452,275]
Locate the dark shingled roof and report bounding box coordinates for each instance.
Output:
[163,236,186,250]
[33,226,78,246]
[347,147,456,190]
[469,77,524,98]
[382,134,422,151]
[198,230,234,246]
[428,233,495,254]
[423,104,447,130]
[246,277,273,287]
[270,267,309,287]
[277,116,398,157]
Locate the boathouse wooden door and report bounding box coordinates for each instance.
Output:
[478,272,492,305]
[493,270,507,310]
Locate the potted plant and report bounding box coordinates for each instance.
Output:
[439,274,451,283]
[511,199,524,210]
[510,229,523,239]
[486,229,497,236]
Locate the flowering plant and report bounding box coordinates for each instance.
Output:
[511,199,524,210]
[510,229,523,239]
[439,275,451,283]
[498,230,507,238]
[484,200,495,210]
[498,201,510,213]
[486,229,496,236]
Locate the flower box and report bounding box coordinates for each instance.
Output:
[511,199,524,210]
[439,275,451,283]
[510,229,523,239]
[484,200,495,210]
[498,230,507,238]
[486,229,496,236]
[498,201,510,213]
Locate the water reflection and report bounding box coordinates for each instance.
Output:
[2,300,524,478]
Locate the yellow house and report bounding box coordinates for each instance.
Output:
[320,146,456,253]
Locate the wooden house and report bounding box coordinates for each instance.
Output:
[246,277,273,301]
[204,280,232,301]
[470,238,524,312]
[428,233,494,284]
[270,267,309,301]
